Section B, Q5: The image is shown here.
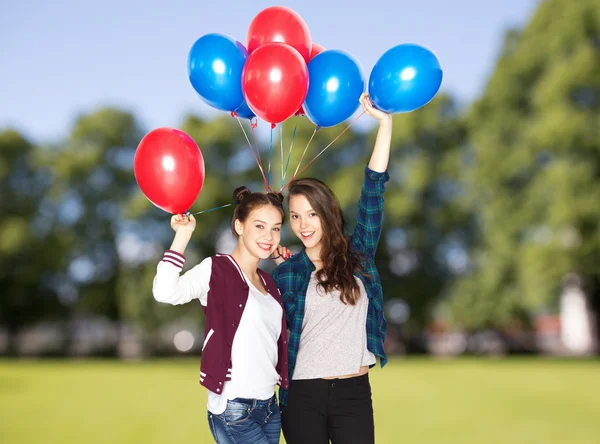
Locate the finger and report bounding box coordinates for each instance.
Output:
[361,97,371,112]
[189,214,196,223]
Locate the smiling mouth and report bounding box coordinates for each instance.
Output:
[257,242,273,251]
[300,232,315,240]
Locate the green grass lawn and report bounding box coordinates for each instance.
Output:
[1,358,598,443]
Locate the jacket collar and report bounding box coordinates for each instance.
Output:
[297,248,316,272]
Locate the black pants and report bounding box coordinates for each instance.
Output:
[281,373,375,444]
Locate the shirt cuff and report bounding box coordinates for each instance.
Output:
[161,250,186,269]
[364,165,390,194]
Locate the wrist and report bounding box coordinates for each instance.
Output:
[378,117,392,126]
[170,230,192,253]
[175,229,193,241]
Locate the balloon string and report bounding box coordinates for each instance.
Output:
[235,116,269,191]
[249,121,265,177]
[189,203,235,216]
[280,123,284,189]
[267,127,273,192]
[292,127,319,179]
[281,112,366,191]
[282,122,298,188]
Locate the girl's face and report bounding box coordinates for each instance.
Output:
[235,205,282,259]
[288,194,323,250]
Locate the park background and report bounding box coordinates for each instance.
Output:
[1,0,599,442]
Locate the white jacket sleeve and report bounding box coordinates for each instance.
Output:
[152,250,211,306]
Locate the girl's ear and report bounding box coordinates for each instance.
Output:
[234,219,243,236]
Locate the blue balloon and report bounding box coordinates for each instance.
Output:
[234,101,256,120]
[188,34,248,112]
[369,44,442,113]
[303,50,365,128]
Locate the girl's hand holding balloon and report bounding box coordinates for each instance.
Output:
[171,213,197,236]
[360,93,391,123]
[168,213,196,255]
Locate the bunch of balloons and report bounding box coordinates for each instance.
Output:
[187,6,443,128]
[135,6,444,214]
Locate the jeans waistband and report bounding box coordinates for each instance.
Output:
[228,394,276,408]
[292,372,370,388]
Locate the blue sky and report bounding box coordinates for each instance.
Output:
[1,0,540,143]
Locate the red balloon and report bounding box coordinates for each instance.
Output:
[134,128,205,214]
[309,43,325,60]
[242,43,309,124]
[246,6,312,62]
[296,43,326,117]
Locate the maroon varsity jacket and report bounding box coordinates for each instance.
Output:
[199,254,289,395]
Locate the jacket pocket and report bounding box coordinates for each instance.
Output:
[202,328,214,351]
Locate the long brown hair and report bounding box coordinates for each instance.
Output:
[288,178,364,305]
[231,187,284,237]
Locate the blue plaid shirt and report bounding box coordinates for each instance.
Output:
[272,166,389,406]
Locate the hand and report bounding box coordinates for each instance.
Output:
[271,245,291,265]
[170,213,196,236]
[360,93,392,123]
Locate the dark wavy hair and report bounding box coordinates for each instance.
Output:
[287,178,365,305]
[231,187,284,237]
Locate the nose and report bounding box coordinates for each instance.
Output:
[299,217,309,229]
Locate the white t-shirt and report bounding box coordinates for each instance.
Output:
[292,272,376,380]
[153,255,283,414]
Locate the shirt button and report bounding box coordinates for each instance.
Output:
[217,388,221,392]
[239,304,242,308]
[219,382,222,385]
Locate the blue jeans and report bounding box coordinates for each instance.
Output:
[208,395,281,444]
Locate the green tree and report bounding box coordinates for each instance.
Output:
[372,94,468,330]
[449,0,600,331]
[0,129,66,354]
[42,108,155,353]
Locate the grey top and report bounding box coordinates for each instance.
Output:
[292,272,377,380]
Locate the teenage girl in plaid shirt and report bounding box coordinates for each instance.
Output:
[272,93,392,444]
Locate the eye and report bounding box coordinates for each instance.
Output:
[291,215,299,219]
[273,227,281,232]
[256,224,264,229]
[309,212,318,217]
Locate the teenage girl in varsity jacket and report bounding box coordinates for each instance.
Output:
[153,188,289,444]
[272,93,392,444]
